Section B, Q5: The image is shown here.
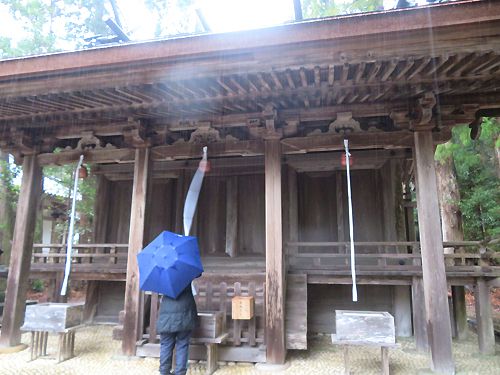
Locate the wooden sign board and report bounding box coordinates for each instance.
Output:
[335,310,395,345]
[232,296,254,320]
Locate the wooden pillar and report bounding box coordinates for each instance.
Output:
[174,170,185,234]
[474,278,495,355]
[287,167,298,267]
[411,277,429,352]
[414,131,454,374]
[382,160,412,337]
[225,176,238,257]
[265,138,286,364]
[335,171,345,242]
[122,148,150,356]
[451,286,468,340]
[0,154,42,347]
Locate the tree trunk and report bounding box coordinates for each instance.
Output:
[435,154,464,249]
[435,151,467,340]
[495,134,500,179]
[0,151,14,266]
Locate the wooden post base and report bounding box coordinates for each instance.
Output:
[341,346,391,375]
[26,327,79,363]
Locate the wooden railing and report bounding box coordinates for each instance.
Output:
[287,240,500,275]
[145,274,266,348]
[31,243,129,265]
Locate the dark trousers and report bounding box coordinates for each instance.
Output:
[159,330,192,375]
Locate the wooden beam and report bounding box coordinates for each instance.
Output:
[122,148,150,356]
[38,148,135,166]
[0,154,42,347]
[414,131,454,374]
[474,278,495,355]
[151,140,264,160]
[281,131,419,153]
[225,176,238,257]
[265,138,286,364]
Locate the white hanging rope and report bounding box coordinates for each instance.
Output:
[60,154,84,296]
[344,139,358,302]
[183,147,208,296]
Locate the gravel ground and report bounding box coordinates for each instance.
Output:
[0,326,498,374]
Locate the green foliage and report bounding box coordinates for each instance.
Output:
[43,163,96,240]
[144,0,197,37]
[0,0,112,59]
[435,118,500,240]
[302,0,383,19]
[30,279,44,292]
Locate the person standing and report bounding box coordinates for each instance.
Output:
[157,285,198,375]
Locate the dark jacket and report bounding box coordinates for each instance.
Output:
[157,286,198,333]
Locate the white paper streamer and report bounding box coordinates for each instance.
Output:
[60,154,84,296]
[344,140,358,302]
[183,147,208,296]
[183,147,208,237]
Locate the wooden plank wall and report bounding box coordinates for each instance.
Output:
[101,174,266,257]
[296,169,385,268]
[349,170,385,245]
[307,284,394,333]
[195,176,227,255]
[285,274,307,349]
[237,174,265,255]
[105,181,133,248]
[145,180,176,241]
[298,173,338,246]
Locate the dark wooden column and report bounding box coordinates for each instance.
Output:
[414,131,454,374]
[451,285,468,340]
[84,175,111,322]
[287,166,298,265]
[265,138,286,364]
[474,278,495,354]
[225,176,238,257]
[411,277,429,352]
[0,154,42,347]
[122,148,150,356]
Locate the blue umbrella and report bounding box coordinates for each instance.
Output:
[137,231,204,298]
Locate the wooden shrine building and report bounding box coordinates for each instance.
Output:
[0,1,499,373]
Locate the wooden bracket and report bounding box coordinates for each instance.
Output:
[328,112,361,134]
[0,129,36,161]
[123,128,150,148]
[261,104,283,139]
[390,109,410,129]
[189,122,221,144]
[123,119,150,148]
[11,129,35,154]
[283,120,299,137]
[77,131,103,150]
[409,92,436,131]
